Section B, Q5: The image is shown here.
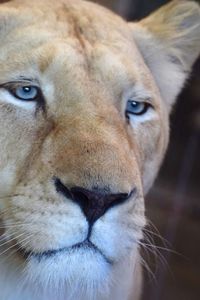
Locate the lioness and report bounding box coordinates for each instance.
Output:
[0,0,199,299]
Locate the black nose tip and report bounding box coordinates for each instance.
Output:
[54,178,134,224]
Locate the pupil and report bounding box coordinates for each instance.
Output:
[23,87,31,93]
[131,101,138,107]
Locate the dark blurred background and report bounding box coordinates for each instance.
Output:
[91,0,200,300]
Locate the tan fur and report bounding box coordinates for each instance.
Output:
[131,0,200,107]
[0,0,199,299]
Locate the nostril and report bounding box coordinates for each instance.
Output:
[54,177,136,224]
[54,177,72,199]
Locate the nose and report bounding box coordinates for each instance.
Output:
[54,178,135,224]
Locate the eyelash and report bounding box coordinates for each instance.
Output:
[0,81,153,121]
[9,86,40,100]
[125,100,152,118]
[0,81,46,110]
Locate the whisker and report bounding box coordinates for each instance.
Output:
[0,223,32,229]
[0,232,27,248]
[0,234,33,258]
[0,207,24,219]
[140,256,157,284]
[139,218,177,279]
[141,241,181,256]
[146,219,170,245]
[0,235,34,270]
[139,239,171,275]
[0,194,24,200]
[143,228,171,248]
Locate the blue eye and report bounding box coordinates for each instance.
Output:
[126,100,151,117]
[12,86,39,101]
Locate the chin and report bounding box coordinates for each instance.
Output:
[21,246,113,300]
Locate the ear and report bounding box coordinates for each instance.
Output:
[130,0,200,110]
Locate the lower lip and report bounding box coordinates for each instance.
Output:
[18,240,113,265]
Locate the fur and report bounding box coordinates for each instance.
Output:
[0,0,199,299]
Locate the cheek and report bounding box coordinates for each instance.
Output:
[130,119,169,194]
[0,165,18,202]
[0,108,38,197]
[144,129,168,193]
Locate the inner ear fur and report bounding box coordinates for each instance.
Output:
[130,0,200,109]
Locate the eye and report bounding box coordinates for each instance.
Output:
[125,100,151,117]
[10,85,39,101]
[0,81,46,111]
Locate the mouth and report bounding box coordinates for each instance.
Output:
[18,239,113,265]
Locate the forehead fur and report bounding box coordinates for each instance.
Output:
[1,0,131,44]
[0,0,156,106]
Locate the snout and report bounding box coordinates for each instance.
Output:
[54,177,136,225]
[4,115,145,265]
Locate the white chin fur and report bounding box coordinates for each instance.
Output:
[21,248,112,300]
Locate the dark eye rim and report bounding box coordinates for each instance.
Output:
[125,100,152,117]
[7,84,41,101]
[11,85,40,101]
[0,81,43,101]
[0,81,46,114]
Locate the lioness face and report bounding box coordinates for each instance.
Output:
[0,0,199,298]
